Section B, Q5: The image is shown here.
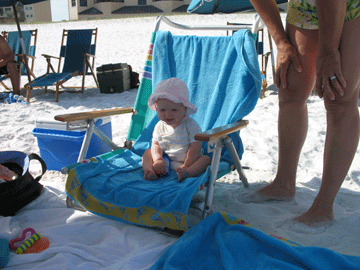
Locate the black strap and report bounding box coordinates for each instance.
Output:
[28,153,47,182]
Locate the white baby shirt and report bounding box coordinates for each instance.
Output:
[152,117,202,170]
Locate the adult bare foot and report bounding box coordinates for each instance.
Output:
[257,180,295,199]
[240,180,296,203]
[241,180,295,203]
[294,204,334,225]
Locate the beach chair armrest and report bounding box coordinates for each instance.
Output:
[54,108,134,122]
[84,53,96,58]
[16,54,35,60]
[194,120,249,142]
[41,54,60,60]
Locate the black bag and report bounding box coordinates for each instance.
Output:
[129,65,139,89]
[0,151,46,216]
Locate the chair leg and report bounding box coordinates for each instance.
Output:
[224,136,249,187]
[26,86,32,102]
[82,60,86,94]
[78,119,96,162]
[203,147,222,219]
[81,74,85,94]
[261,73,267,99]
[87,59,99,88]
[66,196,86,212]
[55,83,60,102]
[0,80,10,90]
[268,30,276,80]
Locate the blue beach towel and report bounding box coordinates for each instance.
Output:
[70,149,210,231]
[149,30,261,162]
[151,212,360,270]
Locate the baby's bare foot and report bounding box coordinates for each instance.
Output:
[144,169,159,180]
[176,168,188,182]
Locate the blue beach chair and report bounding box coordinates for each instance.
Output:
[55,16,261,233]
[25,29,99,102]
[0,30,37,90]
[187,0,288,14]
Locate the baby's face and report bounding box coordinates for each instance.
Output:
[155,98,187,128]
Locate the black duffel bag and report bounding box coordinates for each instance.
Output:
[0,151,46,216]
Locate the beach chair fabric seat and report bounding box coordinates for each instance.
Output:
[25,29,98,102]
[63,24,261,232]
[29,73,73,87]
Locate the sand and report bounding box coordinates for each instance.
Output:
[1,13,359,258]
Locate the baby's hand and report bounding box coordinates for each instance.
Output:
[153,159,167,175]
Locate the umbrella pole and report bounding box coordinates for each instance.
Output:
[11,0,26,55]
[11,0,33,87]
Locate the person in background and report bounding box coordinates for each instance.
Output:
[245,0,360,225]
[0,34,20,95]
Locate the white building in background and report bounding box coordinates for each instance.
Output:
[0,1,52,24]
[68,0,191,21]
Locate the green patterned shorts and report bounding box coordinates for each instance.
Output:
[286,0,360,30]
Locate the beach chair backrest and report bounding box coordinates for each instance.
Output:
[7,31,33,75]
[131,29,261,163]
[127,32,156,143]
[61,29,95,74]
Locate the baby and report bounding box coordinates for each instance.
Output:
[142,77,211,181]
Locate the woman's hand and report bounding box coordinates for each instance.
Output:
[275,42,303,89]
[315,50,347,100]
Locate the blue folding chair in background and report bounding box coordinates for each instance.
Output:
[187,0,287,14]
[25,28,99,102]
[0,30,37,90]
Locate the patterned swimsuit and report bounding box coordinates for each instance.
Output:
[286,0,360,29]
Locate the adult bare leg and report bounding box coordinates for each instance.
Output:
[7,61,20,95]
[257,24,319,199]
[295,17,360,224]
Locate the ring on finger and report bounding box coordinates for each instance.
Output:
[330,76,337,81]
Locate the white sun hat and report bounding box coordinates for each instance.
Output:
[148,77,197,115]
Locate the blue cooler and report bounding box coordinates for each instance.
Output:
[32,114,112,171]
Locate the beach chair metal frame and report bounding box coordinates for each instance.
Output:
[57,15,259,226]
[0,29,37,90]
[25,28,99,102]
